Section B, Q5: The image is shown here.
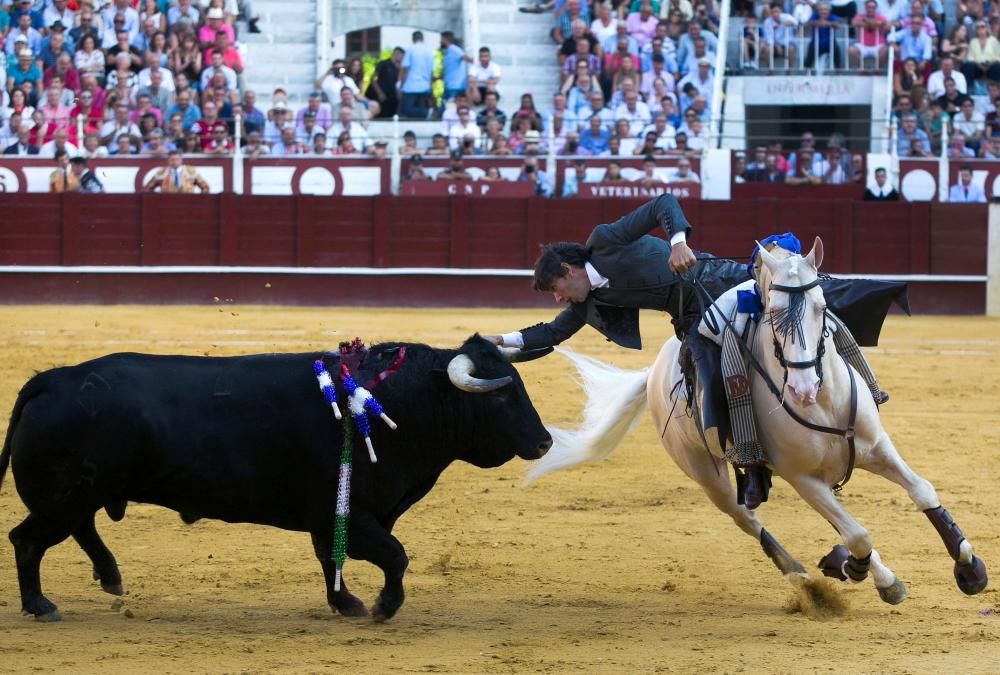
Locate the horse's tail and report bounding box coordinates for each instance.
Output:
[524,348,650,485]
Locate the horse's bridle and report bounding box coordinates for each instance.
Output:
[766,277,827,390]
[687,271,859,492]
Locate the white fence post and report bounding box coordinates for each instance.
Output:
[988,203,1000,316]
[233,112,243,195]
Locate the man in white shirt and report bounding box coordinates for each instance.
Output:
[199,50,238,92]
[677,59,714,106]
[327,106,370,152]
[926,56,967,99]
[471,46,502,102]
[614,90,652,137]
[590,2,618,44]
[641,111,677,150]
[39,126,79,158]
[447,105,480,150]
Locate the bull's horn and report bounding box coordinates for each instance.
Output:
[498,346,554,363]
[447,354,512,393]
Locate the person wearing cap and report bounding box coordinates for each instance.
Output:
[39,21,72,69]
[43,0,75,38]
[677,56,713,106]
[435,149,474,181]
[5,13,42,57]
[199,7,235,48]
[7,48,43,95]
[368,137,390,160]
[69,156,104,193]
[295,109,323,145]
[403,154,429,181]
[262,100,292,146]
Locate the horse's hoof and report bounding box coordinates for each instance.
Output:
[35,611,63,623]
[818,545,850,581]
[955,556,988,595]
[877,578,907,605]
[101,583,124,597]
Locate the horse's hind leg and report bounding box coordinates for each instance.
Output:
[860,435,988,595]
[9,513,75,620]
[73,514,123,596]
[787,476,906,604]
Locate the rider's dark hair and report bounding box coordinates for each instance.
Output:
[532,242,589,292]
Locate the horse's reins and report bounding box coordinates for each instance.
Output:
[683,264,858,491]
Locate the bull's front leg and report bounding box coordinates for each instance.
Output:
[348,510,408,622]
[310,532,368,617]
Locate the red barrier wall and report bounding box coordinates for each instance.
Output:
[0,195,987,313]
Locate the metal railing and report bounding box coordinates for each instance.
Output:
[733,23,892,73]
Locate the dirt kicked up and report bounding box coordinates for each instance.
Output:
[0,306,998,674]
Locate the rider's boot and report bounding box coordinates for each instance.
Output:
[721,324,770,510]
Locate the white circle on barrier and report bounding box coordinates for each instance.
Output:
[299,167,336,195]
[901,169,936,201]
[0,167,20,192]
[991,174,1000,198]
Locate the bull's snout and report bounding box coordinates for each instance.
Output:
[537,434,553,457]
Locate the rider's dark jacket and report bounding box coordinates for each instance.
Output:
[519,195,908,351]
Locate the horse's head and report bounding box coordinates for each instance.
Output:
[755,236,827,406]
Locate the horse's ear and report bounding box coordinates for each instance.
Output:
[756,241,780,272]
[805,236,824,270]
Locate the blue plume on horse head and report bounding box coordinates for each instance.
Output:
[748,232,802,277]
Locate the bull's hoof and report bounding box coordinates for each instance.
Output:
[35,610,63,623]
[371,597,399,623]
[876,578,908,605]
[101,583,125,597]
[955,556,988,595]
[818,545,850,581]
[332,593,369,618]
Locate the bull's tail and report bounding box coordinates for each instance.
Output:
[1,375,44,494]
[524,348,650,484]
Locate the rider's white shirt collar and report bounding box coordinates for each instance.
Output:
[585,262,609,289]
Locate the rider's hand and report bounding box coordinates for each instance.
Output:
[668,241,697,274]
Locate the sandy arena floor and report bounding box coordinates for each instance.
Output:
[0,305,998,674]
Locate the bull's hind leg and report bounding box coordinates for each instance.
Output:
[310,532,368,618]
[788,476,906,604]
[73,514,123,596]
[860,435,988,595]
[9,513,75,621]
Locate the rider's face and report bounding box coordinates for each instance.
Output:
[550,265,590,304]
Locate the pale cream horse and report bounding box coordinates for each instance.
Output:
[527,238,988,604]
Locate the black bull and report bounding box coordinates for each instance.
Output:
[0,335,552,622]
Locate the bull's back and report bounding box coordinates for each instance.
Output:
[10,352,336,528]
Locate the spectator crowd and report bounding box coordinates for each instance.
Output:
[0,0,263,160]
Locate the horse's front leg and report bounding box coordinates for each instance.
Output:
[787,475,907,604]
[860,435,988,596]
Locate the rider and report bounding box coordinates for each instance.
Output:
[484,195,900,510]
